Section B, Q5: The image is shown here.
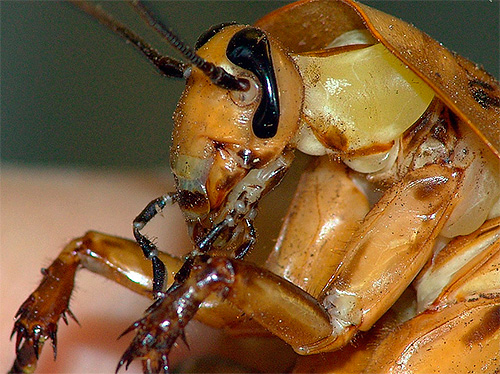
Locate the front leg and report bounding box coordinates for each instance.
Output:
[95,160,462,371]
[262,159,463,354]
[119,256,334,373]
[121,160,461,370]
[9,231,182,374]
[294,218,500,373]
[264,159,463,355]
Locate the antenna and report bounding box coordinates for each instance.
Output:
[129,1,249,91]
[70,1,187,78]
[71,1,249,91]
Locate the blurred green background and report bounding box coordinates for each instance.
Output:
[2,1,499,169]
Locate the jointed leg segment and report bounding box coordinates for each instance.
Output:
[117,255,332,373]
[133,193,177,293]
[10,231,182,374]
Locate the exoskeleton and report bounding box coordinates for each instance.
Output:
[10,1,500,373]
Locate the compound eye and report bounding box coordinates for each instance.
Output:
[226,27,280,139]
[230,77,259,107]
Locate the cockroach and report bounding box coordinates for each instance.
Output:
[7,1,500,373]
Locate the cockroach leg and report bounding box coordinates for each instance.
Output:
[117,256,234,374]
[195,220,228,252]
[133,193,178,294]
[118,256,333,373]
[234,219,256,259]
[9,231,183,374]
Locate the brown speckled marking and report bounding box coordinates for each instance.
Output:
[463,306,500,346]
[413,175,449,201]
[469,79,500,110]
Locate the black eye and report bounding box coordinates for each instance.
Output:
[226,27,280,139]
[195,22,237,50]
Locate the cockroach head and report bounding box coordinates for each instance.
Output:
[170,23,302,222]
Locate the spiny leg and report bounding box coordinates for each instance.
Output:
[118,256,332,373]
[9,231,183,374]
[117,255,233,374]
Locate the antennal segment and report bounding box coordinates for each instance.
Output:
[130,0,250,91]
[70,1,187,78]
